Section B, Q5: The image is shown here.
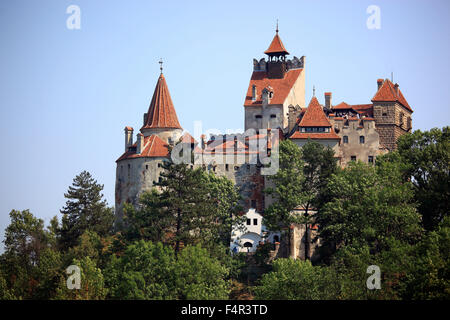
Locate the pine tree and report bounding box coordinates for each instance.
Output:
[59,171,113,250]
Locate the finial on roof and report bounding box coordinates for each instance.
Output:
[313,85,316,97]
[159,58,163,74]
[391,71,393,82]
[276,19,279,33]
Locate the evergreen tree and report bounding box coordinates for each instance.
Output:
[396,126,450,231]
[59,171,114,250]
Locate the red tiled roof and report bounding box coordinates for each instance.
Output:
[333,102,352,110]
[179,132,197,144]
[141,74,182,130]
[116,135,169,161]
[299,97,332,127]
[244,69,303,106]
[372,79,412,112]
[264,32,289,55]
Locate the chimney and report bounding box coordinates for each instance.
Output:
[124,126,134,152]
[200,134,206,150]
[252,85,257,101]
[234,136,238,152]
[136,133,144,154]
[394,83,399,96]
[324,92,332,109]
[377,79,383,91]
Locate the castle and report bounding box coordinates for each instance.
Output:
[115,28,413,260]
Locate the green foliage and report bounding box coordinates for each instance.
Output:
[401,216,450,299]
[104,240,176,300]
[105,241,230,300]
[174,244,230,300]
[254,258,340,300]
[55,256,107,300]
[317,161,421,255]
[59,171,114,250]
[3,209,49,268]
[396,127,450,231]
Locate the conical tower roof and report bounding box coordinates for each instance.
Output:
[142,73,182,130]
[264,31,289,55]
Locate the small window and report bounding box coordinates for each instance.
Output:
[225,164,229,171]
[246,219,251,225]
[158,177,162,183]
[234,166,239,171]
[382,112,387,117]
[253,218,258,225]
[351,156,356,161]
[146,164,148,170]
[343,136,349,144]
[255,115,262,119]
[270,114,276,118]
[368,156,374,164]
[243,242,252,249]
[251,200,256,208]
[360,136,365,144]
[158,163,161,168]
[273,235,280,243]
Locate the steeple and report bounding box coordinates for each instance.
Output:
[141,72,182,132]
[264,24,289,58]
[264,24,289,79]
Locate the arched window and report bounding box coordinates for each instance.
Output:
[343,136,348,144]
[243,242,253,252]
[360,136,365,144]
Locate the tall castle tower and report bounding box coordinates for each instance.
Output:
[244,28,306,132]
[115,69,183,224]
[372,78,413,150]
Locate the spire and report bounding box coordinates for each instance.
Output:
[264,25,289,55]
[142,70,182,130]
[159,58,163,74]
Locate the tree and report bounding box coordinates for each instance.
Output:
[396,127,450,231]
[55,256,107,300]
[254,258,340,300]
[174,244,230,300]
[401,216,450,299]
[3,209,49,268]
[298,141,337,259]
[59,171,114,250]
[104,240,177,300]
[264,140,306,258]
[317,161,421,255]
[125,162,240,255]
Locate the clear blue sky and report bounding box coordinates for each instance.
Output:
[0,0,449,247]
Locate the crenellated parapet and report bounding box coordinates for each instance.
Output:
[253,56,304,72]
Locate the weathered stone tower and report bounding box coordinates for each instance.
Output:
[372,78,413,150]
[115,70,183,224]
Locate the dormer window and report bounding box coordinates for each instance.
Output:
[252,85,257,101]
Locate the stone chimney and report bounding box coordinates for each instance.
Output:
[377,79,383,91]
[136,133,144,154]
[124,126,134,152]
[394,83,399,96]
[324,92,332,109]
[200,134,206,150]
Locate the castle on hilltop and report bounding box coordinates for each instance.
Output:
[115,28,413,260]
